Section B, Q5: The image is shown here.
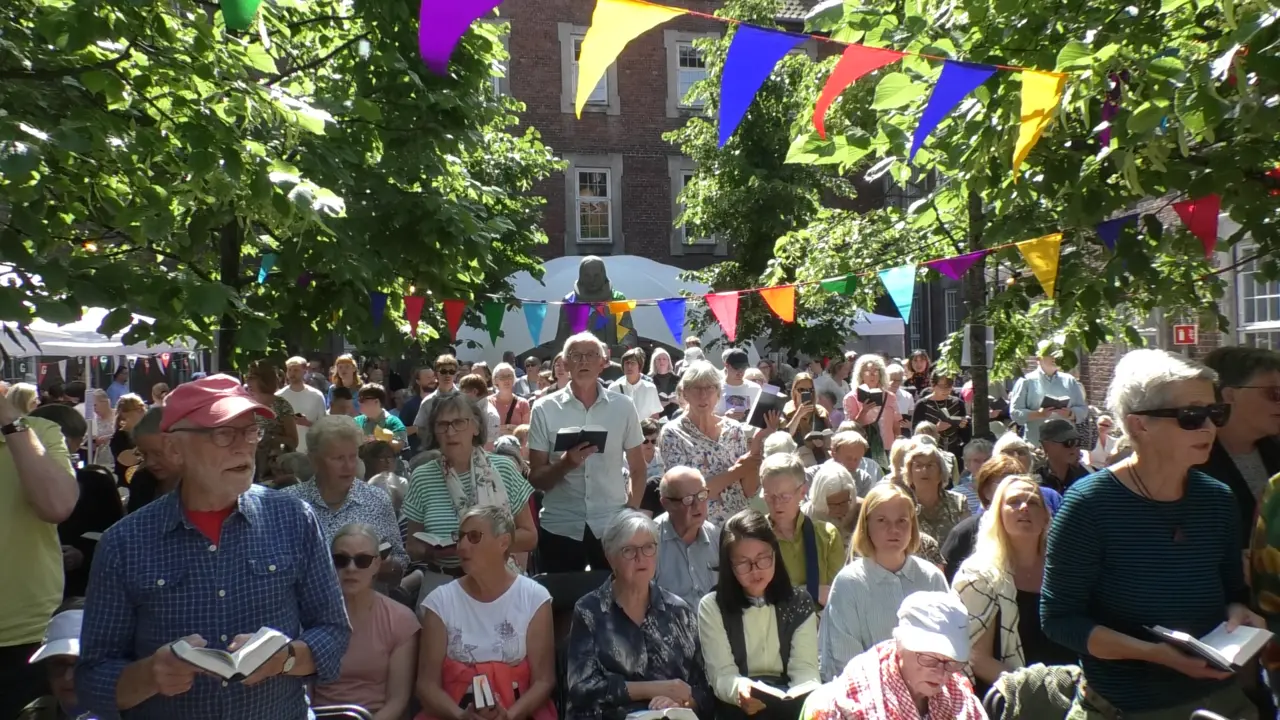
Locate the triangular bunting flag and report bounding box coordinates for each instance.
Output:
[924,250,988,281]
[443,299,467,342]
[38,363,49,383]
[759,285,796,323]
[158,353,171,373]
[1016,233,1064,298]
[257,252,276,284]
[419,0,504,74]
[608,300,636,315]
[719,26,804,147]
[523,303,548,345]
[90,355,99,370]
[57,360,67,381]
[813,45,904,139]
[220,0,263,32]
[483,301,505,345]
[1095,214,1139,251]
[616,322,630,343]
[819,274,856,295]
[704,292,741,341]
[404,295,426,337]
[1173,195,1222,257]
[878,265,918,324]
[142,358,150,373]
[910,61,997,160]
[369,291,389,328]
[564,303,591,334]
[657,298,686,344]
[575,0,687,116]
[1012,70,1067,180]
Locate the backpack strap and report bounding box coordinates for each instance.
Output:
[801,515,820,605]
[722,608,751,677]
[775,589,816,680]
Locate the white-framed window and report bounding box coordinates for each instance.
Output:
[576,168,612,244]
[909,287,923,349]
[678,170,715,245]
[573,36,608,106]
[676,42,706,108]
[1243,331,1280,349]
[1239,251,1280,327]
[944,289,959,333]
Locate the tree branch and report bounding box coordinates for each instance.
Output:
[286,15,354,30]
[264,35,368,87]
[0,43,133,81]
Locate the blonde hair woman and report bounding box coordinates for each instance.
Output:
[108,394,147,485]
[8,382,38,415]
[649,348,679,416]
[842,354,898,466]
[818,484,947,682]
[903,443,969,545]
[953,475,1072,692]
[888,437,917,487]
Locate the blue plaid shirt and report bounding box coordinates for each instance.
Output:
[77,484,351,720]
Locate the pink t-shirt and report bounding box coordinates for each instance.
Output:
[491,395,531,430]
[313,593,420,712]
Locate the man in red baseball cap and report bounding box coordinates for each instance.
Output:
[77,374,350,720]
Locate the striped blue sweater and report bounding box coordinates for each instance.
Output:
[1041,469,1246,712]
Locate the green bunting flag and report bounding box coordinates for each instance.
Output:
[483,301,506,345]
[819,274,857,295]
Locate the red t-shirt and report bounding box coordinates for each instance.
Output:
[185,506,235,543]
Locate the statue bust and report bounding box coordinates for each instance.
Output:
[554,256,637,353]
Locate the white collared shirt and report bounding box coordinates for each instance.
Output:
[529,382,645,540]
[607,375,663,418]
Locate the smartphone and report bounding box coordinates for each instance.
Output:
[800,389,813,404]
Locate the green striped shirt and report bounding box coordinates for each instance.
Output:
[403,454,533,566]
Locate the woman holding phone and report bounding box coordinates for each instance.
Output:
[782,373,829,444]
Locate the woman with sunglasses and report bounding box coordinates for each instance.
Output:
[314,523,420,720]
[567,510,712,720]
[418,506,557,720]
[1043,349,1263,720]
[699,509,820,719]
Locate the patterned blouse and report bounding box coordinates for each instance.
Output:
[916,490,970,551]
[256,395,295,481]
[659,414,753,525]
[566,579,713,720]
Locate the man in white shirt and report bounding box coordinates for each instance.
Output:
[715,348,762,421]
[277,356,327,453]
[528,332,647,572]
[608,348,663,419]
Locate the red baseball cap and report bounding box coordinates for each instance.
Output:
[160,374,275,432]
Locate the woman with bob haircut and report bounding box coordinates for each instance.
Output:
[819,484,947,682]
[698,510,819,719]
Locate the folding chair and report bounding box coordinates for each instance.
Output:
[532,571,611,714]
[313,705,374,720]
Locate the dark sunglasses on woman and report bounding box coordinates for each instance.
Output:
[333,553,376,569]
[1130,403,1231,431]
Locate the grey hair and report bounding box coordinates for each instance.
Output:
[759,451,806,487]
[459,504,516,541]
[561,331,607,359]
[133,407,166,439]
[658,465,706,497]
[830,430,868,452]
[1106,349,1217,437]
[885,363,906,379]
[993,432,1033,457]
[602,509,658,559]
[677,360,723,392]
[852,354,890,390]
[332,522,381,551]
[492,362,517,382]
[807,463,857,515]
[306,415,364,456]
[1203,347,1280,388]
[425,393,489,450]
[963,438,994,460]
[277,452,314,480]
[683,347,705,365]
[762,431,798,456]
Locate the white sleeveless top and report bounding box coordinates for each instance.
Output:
[423,575,550,664]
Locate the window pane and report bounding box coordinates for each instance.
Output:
[573,37,608,104]
[578,171,609,198]
[579,201,610,240]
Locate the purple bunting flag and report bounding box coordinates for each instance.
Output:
[719,26,804,148]
[657,298,687,345]
[419,0,504,75]
[1096,213,1139,251]
[924,250,988,280]
[564,303,591,334]
[910,61,997,161]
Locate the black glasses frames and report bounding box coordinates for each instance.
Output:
[1131,403,1231,430]
[664,489,710,506]
[333,553,376,569]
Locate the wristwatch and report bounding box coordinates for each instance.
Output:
[1,417,30,436]
[281,642,296,675]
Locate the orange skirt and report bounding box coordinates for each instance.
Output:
[415,657,556,720]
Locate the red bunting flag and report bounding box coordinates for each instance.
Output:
[813,45,904,139]
[404,295,426,337]
[759,285,796,323]
[1173,194,1221,257]
[38,363,49,383]
[90,356,99,369]
[704,292,741,342]
[142,358,151,373]
[158,352,171,372]
[443,299,467,342]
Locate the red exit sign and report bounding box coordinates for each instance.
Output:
[1174,324,1197,346]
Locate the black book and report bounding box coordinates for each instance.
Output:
[1040,395,1070,410]
[554,426,608,452]
[746,387,787,430]
[856,387,885,405]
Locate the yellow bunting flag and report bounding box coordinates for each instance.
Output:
[616,322,630,343]
[759,285,796,323]
[1012,70,1067,181]
[575,0,687,117]
[1016,232,1064,298]
[608,299,637,315]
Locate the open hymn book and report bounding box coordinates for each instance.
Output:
[1146,623,1273,673]
[170,627,291,682]
[625,709,699,720]
[749,679,822,702]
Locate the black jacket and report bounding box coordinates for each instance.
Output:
[1195,436,1280,547]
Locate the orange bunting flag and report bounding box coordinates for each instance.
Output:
[704,292,740,342]
[759,285,796,323]
[814,45,904,139]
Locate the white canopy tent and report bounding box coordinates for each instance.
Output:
[0,307,197,357]
[456,255,904,366]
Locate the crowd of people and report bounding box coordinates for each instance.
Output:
[4,333,1280,720]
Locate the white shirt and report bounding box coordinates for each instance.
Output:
[894,387,915,419]
[423,576,550,664]
[814,374,850,406]
[277,384,327,453]
[715,379,762,417]
[608,376,663,419]
[529,382,645,540]
[482,401,502,442]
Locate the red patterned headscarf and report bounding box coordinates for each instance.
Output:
[805,640,986,720]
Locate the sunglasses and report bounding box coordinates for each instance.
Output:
[1051,438,1079,449]
[453,529,486,545]
[643,437,656,445]
[437,368,457,376]
[333,553,376,569]
[1131,403,1231,430]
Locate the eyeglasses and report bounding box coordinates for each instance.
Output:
[619,542,658,561]
[434,418,472,435]
[437,368,457,376]
[915,653,966,673]
[1230,385,1280,402]
[333,553,376,569]
[453,529,486,545]
[169,425,264,447]
[665,489,710,506]
[568,352,602,364]
[764,490,799,503]
[731,554,775,575]
[1131,403,1231,431]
